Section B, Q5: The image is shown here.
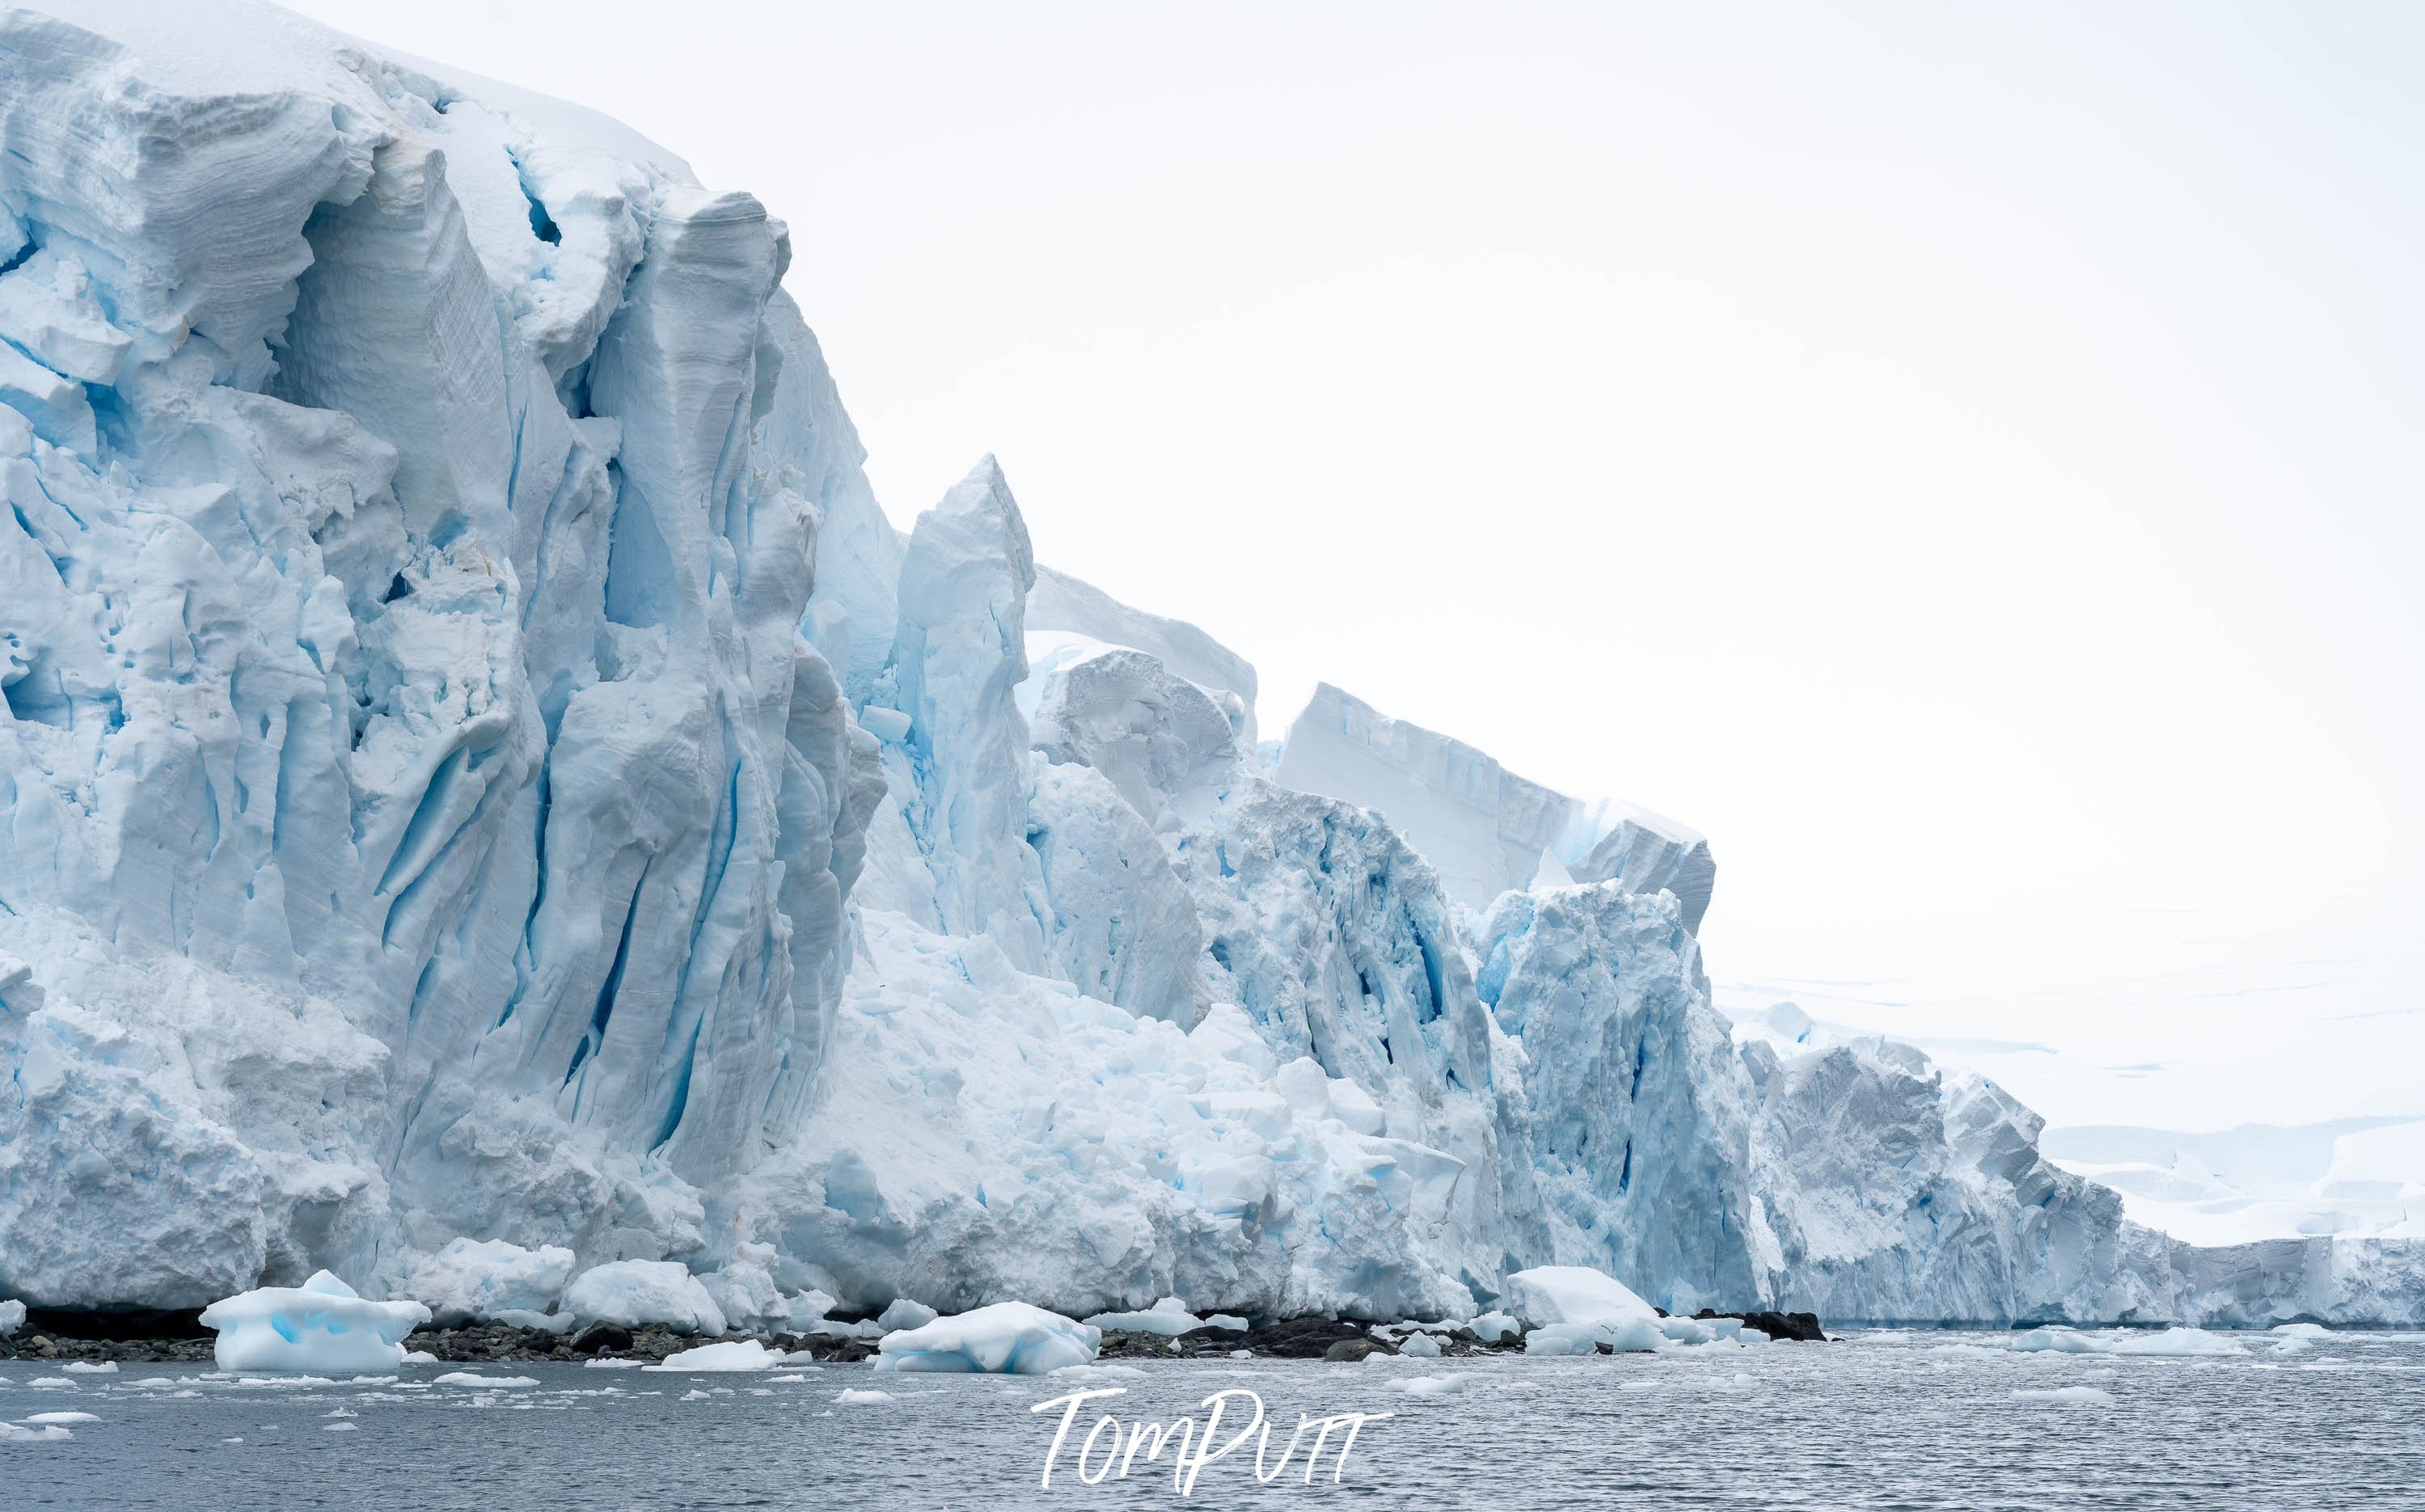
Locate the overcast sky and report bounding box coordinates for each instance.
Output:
[285,0,2423,1133]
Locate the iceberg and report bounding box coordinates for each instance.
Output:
[198,1270,429,1374]
[1,1299,23,1335]
[0,0,2416,1338]
[651,1340,784,1372]
[870,1302,1100,1375]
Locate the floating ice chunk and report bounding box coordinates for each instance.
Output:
[323,1422,357,1431]
[651,1341,784,1372]
[432,1373,538,1387]
[24,1411,100,1423]
[27,1377,75,1388]
[1081,1297,1206,1337]
[402,1351,438,1365]
[1503,1267,1661,1331]
[1046,1363,1147,1383]
[2013,1387,2115,1405]
[834,1388,894,1404]
[2110,1328,2247,1358]
[402,1239,577,1328]
[0,1422,72,1442]
[2011,1328,2112,1354]
[871,1302,1099,1375]
[2273,1323,2332,1339]
[562,1261,728,1337]
[876,1299,940,1333]
[61,1361,117,1374]
[0,1300,23,1336]
[583,1358,648,1370]
[1389,1375,1465,1396]
[199,1271,430,1374]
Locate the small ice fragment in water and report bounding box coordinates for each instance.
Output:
[2013,1387,2115,1405]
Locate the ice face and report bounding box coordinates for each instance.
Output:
[198,1269,429,1373]
[402,1239,576,1329]
[0,1,872,1310]
[0,0,2416,1332]
[562,1260,728,1337]
[1274,683,1586,913]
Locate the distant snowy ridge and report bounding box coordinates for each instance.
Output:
[0,0,2416,1329]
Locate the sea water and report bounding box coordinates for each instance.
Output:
[3,1330,2419,1509]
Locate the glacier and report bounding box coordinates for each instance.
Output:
[0,0,2419,1334]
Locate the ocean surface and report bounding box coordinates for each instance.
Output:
[4,1329,2419,1510]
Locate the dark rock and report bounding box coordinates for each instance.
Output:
[1687,1307,1827,1341]
[1234,1318,1366,1358]
[1735,1310,1827,1341]
[568,1321,634,1354]
[1324,1337,1392,1362]
[23,1307,210,1341]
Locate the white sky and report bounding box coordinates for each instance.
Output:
[285,1,2424,1134]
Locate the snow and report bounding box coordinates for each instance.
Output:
[562,1262,727,1337]
[0,0,2416,1338]
[871,1302,1100,1375]
[198,1271,429,1374]
[2041,1116,2425,1248]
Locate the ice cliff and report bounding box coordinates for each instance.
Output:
[0,0,2416,1329]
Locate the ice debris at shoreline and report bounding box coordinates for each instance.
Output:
[561,1263,727,1337]
[403,1241,576,1329]
[199,1273,429,1374]
[1,1300,24,1336]
[1082,1298,1248,1337]
[871,1303,1100,1375]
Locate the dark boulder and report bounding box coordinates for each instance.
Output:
[1234,1318,1366,1358]
[1696,1308,1827,1341]
[568,1320,634,1354]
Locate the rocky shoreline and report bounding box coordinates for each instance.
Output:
[0,1308,1831,1366]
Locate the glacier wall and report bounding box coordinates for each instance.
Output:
[0,0,874,1304]
[1,0,2416,1328]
